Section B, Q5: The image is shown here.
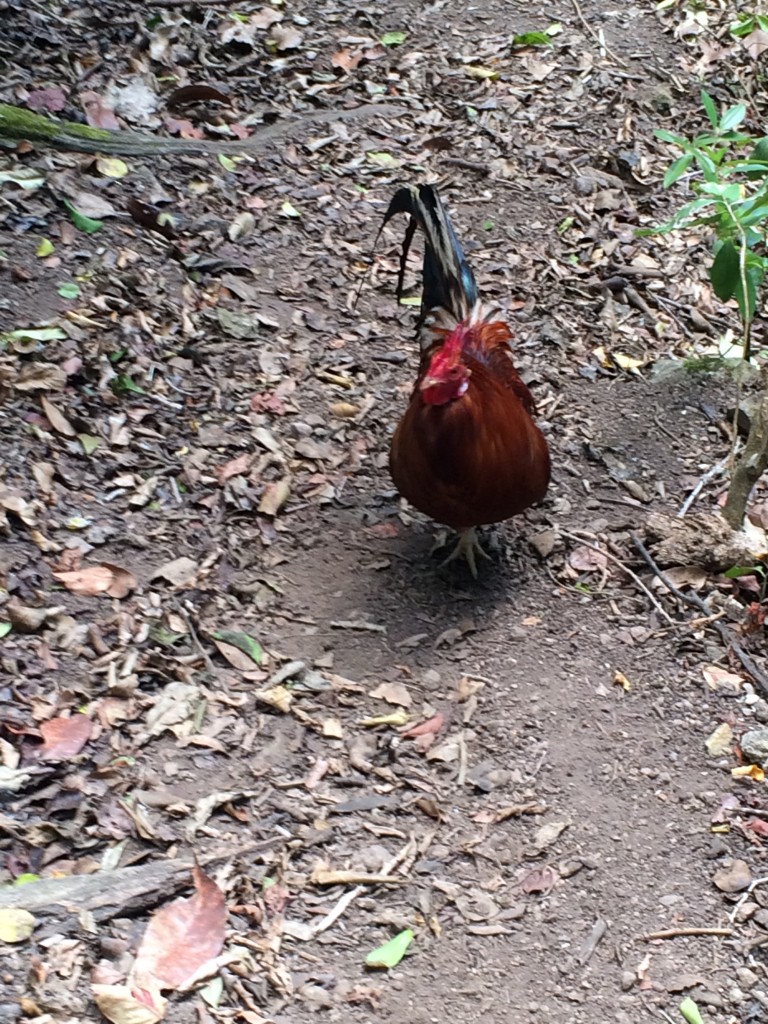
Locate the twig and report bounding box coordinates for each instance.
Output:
[570,0,625,64]
[630,532,768,699]
[441,156,491,176]
[176,602,216,675]
[729,875,768,923]
[638,927,734,941]
[308,836,416,938]
[729,806,768,820]
[559,530,675,625]
[678,456,729,517]
[457,729,468,787]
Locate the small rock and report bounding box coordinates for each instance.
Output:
[620,971,635,991]
[740,727,768,766]
[728,986,745,1005]
[692,989,725,1009]
[752,699,768,723]
[734,901,758,923]
[736,967,759,989]
[421,668,441,689]
[713,858,753,893]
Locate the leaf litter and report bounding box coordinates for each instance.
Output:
[1,0,768,1022]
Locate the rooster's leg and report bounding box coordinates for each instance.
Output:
[441,527,492,578]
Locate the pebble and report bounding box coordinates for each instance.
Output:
[740,727,768,766]
[736,967,759,989]
[620,971,635,991]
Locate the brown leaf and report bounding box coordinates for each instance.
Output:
[216,453,252,484]
[79,90,120,130]
[369,681,412,707]
[40,396,76,437]
[517,864,558,894]
[331,48,362,72]
[92,984,165,1024]
[258,477,291,517]
[38,714,91,760]
[53,563,136,598]
[131,864,227,990]
[568,545,607,572]
[14,362,67,392]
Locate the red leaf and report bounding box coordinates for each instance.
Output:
[38,714,92,760]
[131,864,227,991]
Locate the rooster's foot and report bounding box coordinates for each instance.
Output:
[440,527,491,578]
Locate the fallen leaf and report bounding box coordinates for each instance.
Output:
[40,395,76,436]
[365,929,413,969]
[131,864,227,991]
[568,545,607,572]
[705,722,733,757]
[369,682,412,707]
[53,563,137,598]
[38,714,91,760]
[151,557,199,588]
[92,984,165,1024]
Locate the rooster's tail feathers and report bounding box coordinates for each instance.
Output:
[380,184,478,321]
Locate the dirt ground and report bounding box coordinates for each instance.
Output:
[1,1,768,1023]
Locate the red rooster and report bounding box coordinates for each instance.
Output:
[381,184,550,575]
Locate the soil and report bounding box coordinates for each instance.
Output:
[1,2,767,1024]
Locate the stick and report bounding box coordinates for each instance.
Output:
[638,927,734,941]
[308,837,416,938]
[677,456,729,517]
[630,532,768,699]
[560,530,675,625]
[570,0,625,64]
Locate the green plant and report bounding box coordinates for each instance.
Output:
[652,90,768,531]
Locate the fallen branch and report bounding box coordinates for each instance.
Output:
[0,101,402,158]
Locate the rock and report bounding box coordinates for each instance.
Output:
[736,967,759,989]
[620,971,635,991]
[740,727,768,766]
[713,858,753,893]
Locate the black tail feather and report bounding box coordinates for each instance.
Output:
[379,184,478,321]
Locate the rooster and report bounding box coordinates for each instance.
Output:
[380,184,550,575]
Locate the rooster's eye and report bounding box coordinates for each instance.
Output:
[448,367,461,378]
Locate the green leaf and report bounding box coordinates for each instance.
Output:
[211,629,263,664]
[78,434,100,455]
[724,565,762,579]
[218,154,237,172]
[380,30,406,46]
[280,200,301,217]
[365,929,414,969]
[655,128,686,146]
[710,241,740,301]
[63,200,102,234]
[512,31,552,46]
[0,623,11,639]
[36,238,54,258]
[752,137,768,162]
[663,154,693,188]
[13,873,40,885]
[680,996,706,1024]
[719,103,747,132]
[0,326,66,345]
[366,151,401,168]
[112,374,145,395]
[729,16,756,38]
[700,90,718,128]
[57,282,81,300]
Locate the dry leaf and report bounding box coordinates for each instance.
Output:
[38,714,91,760]
[39,395,76,436]
[131,864,227,991]
[368,681,412,707]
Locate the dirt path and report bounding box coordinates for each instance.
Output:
[1,2,767,1023]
